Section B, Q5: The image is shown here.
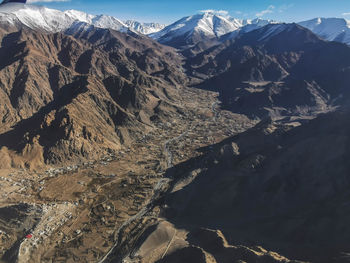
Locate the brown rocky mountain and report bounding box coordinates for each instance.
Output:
[0,24,186,169]
[187,23,350,118]
[90,24,350,263]
[2,12,350,263]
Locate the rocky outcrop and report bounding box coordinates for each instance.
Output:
[127,222,305,263]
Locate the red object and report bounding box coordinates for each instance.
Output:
[26,234,33,239]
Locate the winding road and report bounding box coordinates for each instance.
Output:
[163,130,189,169]
[97,97,222,263]
[96,177,169,263]
[97,129,189,263]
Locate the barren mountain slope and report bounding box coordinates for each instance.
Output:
[187,24,350,118]
[153,109,350,263]
[0,25,186,168]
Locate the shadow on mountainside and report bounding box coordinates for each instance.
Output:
[160,109,350,262]
[0,76,89,156]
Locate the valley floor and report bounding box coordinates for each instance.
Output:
[0,87,255,263]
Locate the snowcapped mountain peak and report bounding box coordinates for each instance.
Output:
[4,3,350,48]
[124,20,165,34]
[0,3,161,34]
[0,3,79,32]
[250,18,277,26]
[199,9,230,17]
[63,9,95,24]
[301,17,349,30]
[189,12,237,37]
[148,10,280,47]
[90,14,127,32]
[299,17,350,44]
[150,11,247,46]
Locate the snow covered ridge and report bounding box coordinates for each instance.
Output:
[149,10,278,44]
[0,4,276,40]
[150,11,350,45]
[150,11,244,41]
[0,3,165,34]
[1,3,350,46]
[298,17,350,44]
[0,3,127,32]
[124,20,165,34]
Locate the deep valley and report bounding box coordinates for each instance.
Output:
[1,2,350,263]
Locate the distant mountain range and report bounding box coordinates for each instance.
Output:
[1,3,350,48]
[0,3,165,34]
[299,17,350,44]
[149,11,278,47]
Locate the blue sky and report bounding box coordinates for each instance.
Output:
[29,0,350,24]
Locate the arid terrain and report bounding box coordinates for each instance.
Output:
[0,84,260,263]
[2,3,350,263]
